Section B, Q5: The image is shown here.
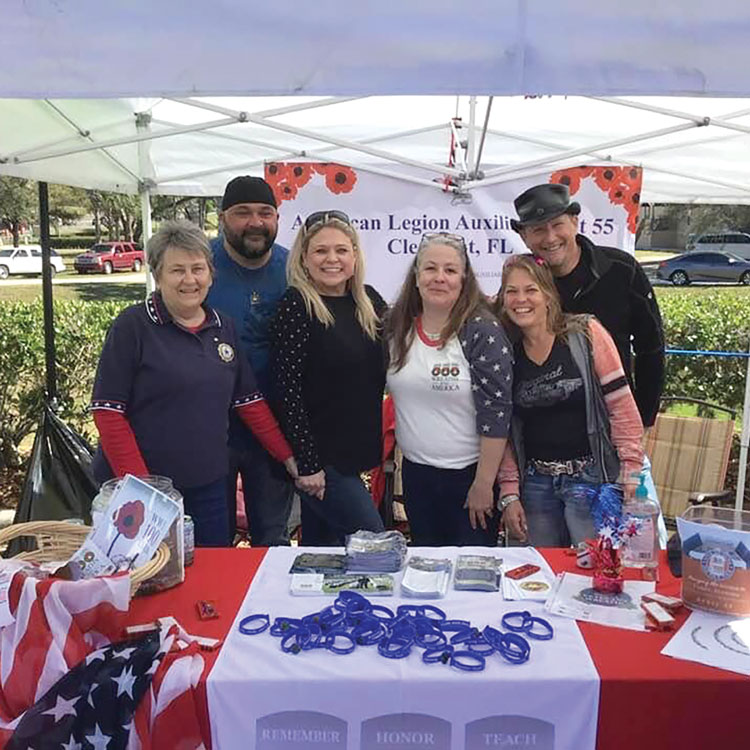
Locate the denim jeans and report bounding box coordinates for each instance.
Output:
[298,465,384,546]
[181,476,231,548]
[521,464,600,547]
[227,440,294,546]
[402,458,499,547]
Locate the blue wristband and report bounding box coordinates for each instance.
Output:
[325,630,356,655]
[450,650,485,672]
[238,613,270,635]
[422,645,454,664]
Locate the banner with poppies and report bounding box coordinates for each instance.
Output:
[266,162,642,301]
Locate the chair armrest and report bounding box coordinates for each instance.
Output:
[688,490,733,507]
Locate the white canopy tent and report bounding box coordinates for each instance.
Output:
[2,0,750,509]
[3,95,750,203]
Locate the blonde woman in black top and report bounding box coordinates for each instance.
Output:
[270,211,386,545]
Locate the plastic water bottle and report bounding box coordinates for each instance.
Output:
[622,472,660,576]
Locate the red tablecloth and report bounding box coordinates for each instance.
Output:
[128,549,750,749]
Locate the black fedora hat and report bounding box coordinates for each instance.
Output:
[510,183,581,232]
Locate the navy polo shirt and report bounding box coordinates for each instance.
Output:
[91,292,262,489]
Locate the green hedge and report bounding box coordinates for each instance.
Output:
[48,236,99,250]
[657,288,750,414]
[0,290,748,468]
[0,299,129,467]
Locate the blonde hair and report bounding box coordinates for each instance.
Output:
[386,234,489,371]
[287,217,380,340]
[494,254,588,340]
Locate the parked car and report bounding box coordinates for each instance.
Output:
[73,241,144,274]
[687,232,750,259]
[656,251,750,286]
[0,245,66,279]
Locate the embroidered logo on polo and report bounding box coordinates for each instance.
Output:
[465,715,554,750]
[217,343,235,362]
[256,710,346,748]
[361,713,450,750]
[430,362,461,392]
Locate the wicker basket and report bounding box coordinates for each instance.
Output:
[0,521,170,597]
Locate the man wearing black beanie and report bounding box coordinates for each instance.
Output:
[207,176,293,546]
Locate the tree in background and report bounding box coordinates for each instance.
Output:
[688,205,750,237]
[87,191,141,242]
[48,185,88,235]
[0,176,36,246]
[151,195,216,229]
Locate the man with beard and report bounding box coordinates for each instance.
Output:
[207,176,293,546]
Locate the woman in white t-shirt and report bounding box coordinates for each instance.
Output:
[385,232,515,546]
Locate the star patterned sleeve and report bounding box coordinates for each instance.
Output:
[459,314,513,439]
[90,306,141,417]
[269,289,322,476]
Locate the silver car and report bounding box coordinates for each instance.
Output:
[656,251,750,286]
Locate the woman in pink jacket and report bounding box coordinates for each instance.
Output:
[494,254,643,547]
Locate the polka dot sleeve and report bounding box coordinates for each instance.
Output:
[269,289,322,476]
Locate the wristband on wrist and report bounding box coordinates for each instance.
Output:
[497,494,520,513]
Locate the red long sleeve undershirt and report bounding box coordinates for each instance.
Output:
[94,400,292,479]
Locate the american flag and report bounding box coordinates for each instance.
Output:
[0,570,206,749]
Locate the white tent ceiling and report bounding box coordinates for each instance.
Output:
[4,1,750,99]
[2,95,750,203]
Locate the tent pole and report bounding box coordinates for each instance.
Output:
[136,112,154,295]
[736,344,750,511]
[38,181,57,408]
[473,97,494,178]
[466,96,477,175]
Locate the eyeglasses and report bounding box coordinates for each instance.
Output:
[304,210,351,232]
[418,231,468,254]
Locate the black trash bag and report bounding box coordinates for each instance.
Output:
[6,405,98,556]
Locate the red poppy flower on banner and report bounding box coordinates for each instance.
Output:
[113,500,145,540]
[592,166,624,192]
[324,165,357,194]
[275,179,299,202]
[289,163,315,187]
[550,166,594,195]
[264,162,292,186]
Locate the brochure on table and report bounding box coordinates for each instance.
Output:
[662,609,750,676]
[545,572,655,631]
[209,546,600,750]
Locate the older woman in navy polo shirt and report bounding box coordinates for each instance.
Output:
[91,220,297,547]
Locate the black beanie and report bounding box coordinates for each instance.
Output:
[221,176,277,210]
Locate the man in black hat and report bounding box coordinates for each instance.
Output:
[510,183,664,431]
[207,176,293,546]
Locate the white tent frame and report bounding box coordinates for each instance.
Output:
[2,92,749,510]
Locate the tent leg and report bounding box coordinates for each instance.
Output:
[140,187,153,295]
[735,344,750,510]
[38,181,57,408]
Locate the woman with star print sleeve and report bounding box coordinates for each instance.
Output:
[385,232,513,546]
[269,211,387,546]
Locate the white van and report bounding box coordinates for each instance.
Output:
[690,232,750,260]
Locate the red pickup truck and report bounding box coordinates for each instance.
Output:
[73,241,145,274]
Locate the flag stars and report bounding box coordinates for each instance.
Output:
[487,336,495,344]
[482,424,491,432]
[61,737,82,750]
[480,377,488,385]
[493,364,501,372]
[112,665,137,699]
[43,693,79,722]
[85,724,112,750]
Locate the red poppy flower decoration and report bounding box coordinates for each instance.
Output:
[114,500,145,539]
[324,165,357,195]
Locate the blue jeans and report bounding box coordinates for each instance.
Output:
[181,476,231,548]
[299,465,384,546]
[227,440,294,546]
[521,465,600,547]
[402,458,499,547]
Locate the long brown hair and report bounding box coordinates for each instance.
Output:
[493,254,588,340]
[386,234,489,371]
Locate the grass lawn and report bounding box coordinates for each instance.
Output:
[0,278,145,304]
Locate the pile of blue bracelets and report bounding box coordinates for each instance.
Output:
[237,591,554,672]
